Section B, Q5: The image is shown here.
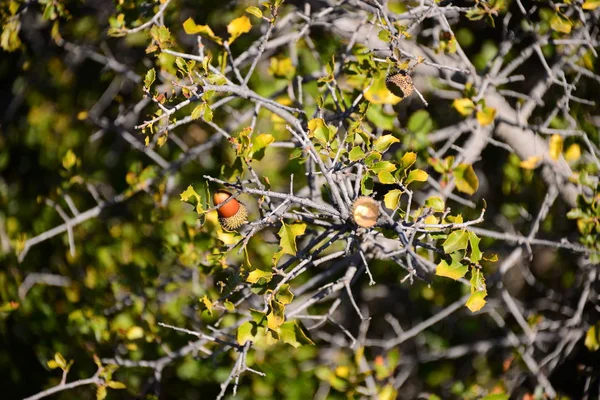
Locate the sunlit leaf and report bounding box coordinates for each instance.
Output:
[227,16,252,44]
[519,156,541,170]
[373,134,399,153]
[476,105,496,126]
[550,13,572,34]
[564,144,581,162]
[443,230,469,253]
[436,259,468,280]
[349,146,366,161]
[405,169,428,185]
[584,324,600,351]
[246,6,263,18]
[384,189,402,210]
[549,134,563,161]
[126,326,144,340]
[453,163,479,195]
[247,269,274,284]
[453,98,475,116]
[182,18,222,44]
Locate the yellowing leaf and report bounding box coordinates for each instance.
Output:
[269,57,296,79]
[443,230,469,253]
[267,299,285,330]
[227,16,252,44]
[348,146,366,161]
[550,13,572,34]
[425,196,445,212]
[246,6,263,18]
[250,133,274,161]
[476,105,496,126]
[453,98,475,116]
[384,189,402,210]
[365,75,402,105]
[107,381,126,389]
[584,324,600,351]
[77,111,88,120]
[583,0,600,10]
[373,134,399,153]
[405,169,428,186]
[62,149,77,170]
[182,18,222,44]
[126,326,144,340]
[247,269,273,284]
[179,185,203,213]
[200,295,213,315]
[466,290,487,312]
[519,156,541,170]
[237,321,255,345]
[378,171,396,184]
[436,259,468,280]
[453,163,479,195]
[564,143,581,162]
[549,134,563,160]
[272,222,307,266]
[400,152,417,169]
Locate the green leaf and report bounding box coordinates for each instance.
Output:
[227,16,252,44]
[468,231,482,262]
[203,104,213,122]
[405,169,428,185]
[443,230,469,253]
[191,104,204,120]
[180,185,203,213]
[435,259,468,280]
[373,134,399,153]
[247,269,274,284]
[384,189,402,210]
[144,68,156,89]
[200,295,213,315]
[126,326,144,340]
[453,163,479,195]
[308,118,336,144]
[407,110,433,135]
[237,321,255,345]
[378,29,391,43]
[246,6,263,18]
[250,133,274,161]
[272,222,307,266]
[378,171,396,184]
[453,98,475,116]
[370,161,396,174]
[425,196,445,212]
[280,321,315,348]
[276,284,294,305]
[348,146,366,161]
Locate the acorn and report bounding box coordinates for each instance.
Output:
[385,70,414,99]
[352,197,380,228]
[213,190,248,231]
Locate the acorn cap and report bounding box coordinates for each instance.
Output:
[352,197,380,228]
[385,70,414,99]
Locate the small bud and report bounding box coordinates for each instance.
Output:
[352,197,380,228]
[385,70,414,99]
[213,190,248,231]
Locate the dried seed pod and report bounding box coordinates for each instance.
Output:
[352,196,380,228]
[385,70,414,99]
[213,190,248,231]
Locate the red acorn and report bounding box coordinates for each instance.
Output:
[213,190,248,231]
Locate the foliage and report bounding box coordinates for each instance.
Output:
[1,0,599,399]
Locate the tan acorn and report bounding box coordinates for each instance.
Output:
[213,190,248,231]
[385,70,414,99]
[352,197,380,228]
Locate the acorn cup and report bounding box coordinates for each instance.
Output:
[351,196,380,228]
[385,69,414,99]
[213,190,248,231]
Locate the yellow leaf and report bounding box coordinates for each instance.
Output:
[77,111,88,120]
[365,75,402,105]
[227,16,252,44]
[550,13,572,34]
[405,169,428,185]
[476,106,496,126]
[269,57,295,79]
[246,6,263,18]
[383,189,402,210]
[564,143,581,162]
[583,0,600,10]
[126,326,144,340]
[549,134,563,160]
[453,98,475,116]
[466,290,487,312]
[519,156,541,170]
[182,18,222,44]
[62,149,77,170]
